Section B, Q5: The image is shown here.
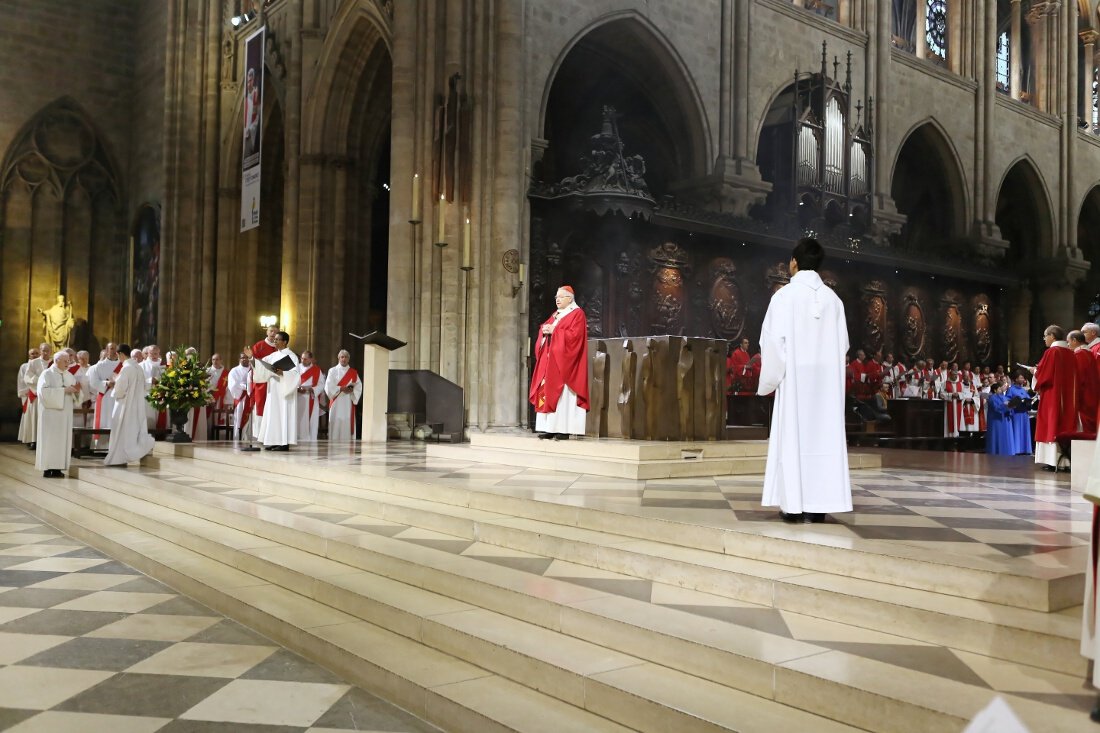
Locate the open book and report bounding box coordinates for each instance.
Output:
[253,354,296,372]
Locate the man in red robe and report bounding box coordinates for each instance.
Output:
[1033,324,1078,470]
[529,285,589,440]
[849,350,872,400]
[726,338,751,394]
[1069,330,1099,433]
[243,325,279,438]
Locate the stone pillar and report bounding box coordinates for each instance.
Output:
[915,2,928,59]
[975,0,1009,261]
[281,3,303,340]
[1080,30,1098,128]
[1010,0,1023,99]
[870,0,904,239]
[1027,5,1051,112]
[1036,261,1088,335]
[1062,6,1078,259]
[1005,284,1033,365]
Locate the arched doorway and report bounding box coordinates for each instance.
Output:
[531,16,708,339]
[890,121,968,254]
[995,158,1053,361]
[1076,185,1100,318]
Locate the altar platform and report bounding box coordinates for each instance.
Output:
[426,433,882,479]
[0,440,1091,733]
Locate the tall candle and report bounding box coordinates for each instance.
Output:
[437,194,447,243]
[518,262,526,284]
[462,215,472,269]
[410,173,421,222]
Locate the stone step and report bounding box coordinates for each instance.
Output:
[143,443,1080,613]
[2,456,1085,732]
[424,433,880,479]
[126,449,1084,674]
[0,461,871,733]
[0,475,642,733]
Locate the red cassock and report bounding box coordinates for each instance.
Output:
[1034,345,1078,443]
[1076,348,1100,433]
[529,307,589,413]
[864,360,883,392]
[849,359,872,399]
[251,338,277,417]
[726,349,749,391]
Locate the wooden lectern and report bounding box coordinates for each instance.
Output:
[349,331,406,444]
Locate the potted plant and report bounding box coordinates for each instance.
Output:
[146,349,211,443]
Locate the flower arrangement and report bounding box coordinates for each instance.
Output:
[146,348,211,412]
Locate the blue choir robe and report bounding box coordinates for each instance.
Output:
[1005,385,1033,455]
[985,393,1015,456]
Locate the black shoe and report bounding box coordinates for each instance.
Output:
[806,513,827,523]
[1042,465,1058,472]
[1091,696,1100,723]
[42,471,49,478]
[553,434,570,441]
[779,511,805,523]
[537,433,554,440]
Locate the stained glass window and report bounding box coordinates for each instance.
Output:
[926,0,948,60]
[1092,68,1099,130]
[996,31,1010,92]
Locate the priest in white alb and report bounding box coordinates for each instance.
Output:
[207,352,229,436]
[296,350,325,441]
[16,346,39,446]
[104,347,155,466]
[228,352,252,440]
[252,331,300,451]
[87,342,122,449]
[35,352,81,478]
[22,343,52,449]
[757,237,852,523]
[141,344,167,433]
[325,349,361,441]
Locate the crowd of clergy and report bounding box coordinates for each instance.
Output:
[17,326,364,478]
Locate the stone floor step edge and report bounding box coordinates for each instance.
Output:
[15,460,1082,721]
[0,477,651,733]
[145,445,1071,612]
[137,448,1078,624]
[0,469,881,733]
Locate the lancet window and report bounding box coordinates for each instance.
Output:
[996,31,1010,93]
[925,0,948,62]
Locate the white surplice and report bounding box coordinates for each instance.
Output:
[141,358,165,431]
[87,358,121,437]
[324,364,362,441]
[21,358,48,445]
[104,359,155,465]
[1082,440,1100,685]
[16,362,31,443]
[35,365,77,472]
[757,269,852,515]
[253,348,300,447]
[227,364,252,439]
[296,364,325,441]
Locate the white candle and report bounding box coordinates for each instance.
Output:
[437,194,447,243]
[410,173,421,222]
[518,262,526,284]
[462,216,472,269]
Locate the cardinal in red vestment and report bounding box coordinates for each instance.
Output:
[1070,330,1099,433]
[726,338,750,393]
[1033,324,1078,469]
[529,286,589,440]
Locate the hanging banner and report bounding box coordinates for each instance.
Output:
[240,26,265,232]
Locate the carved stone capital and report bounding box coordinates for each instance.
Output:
[670,158,772,218]
[1035,252,1090,290]
[972,220,1009,265]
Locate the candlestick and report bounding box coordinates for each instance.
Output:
[462,215,472,270]
[410,173,421,223]
[436,193,447,245]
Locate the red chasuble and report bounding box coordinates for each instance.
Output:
[1076,348,1099,433]
[529,306,589,413]
[726,349,749,391]
[1034,344,1078,443]
[250,338,276,417]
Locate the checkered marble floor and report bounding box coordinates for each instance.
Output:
[134,460,1095,716]
[0,500,439,733]
[279,441,1092,570]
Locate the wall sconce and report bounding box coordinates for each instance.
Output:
[512,263,525,297]
[259,314,278,328]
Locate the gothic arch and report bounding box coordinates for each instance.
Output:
[889,119,970,248]
[1075,183,1100,309]
[538,13,711,189]
[0,97,127,426]
[994,155,1055,262]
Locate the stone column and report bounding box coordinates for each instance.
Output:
[199,0,222,355]
[1010,0,1023,99]
[281,3,302,339]
[870,0,904,239]
[915,2,928,59]
[1036,262,1088,335]
[1081,30,1098,129]
[1027,5,1050,111]
[1005,285,1033,364]
[1062,6,1078,259]
[975,0,1009,259]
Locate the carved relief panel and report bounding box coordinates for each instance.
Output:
[707,258,745,340]
[972,295,994,365]
[900,289,926,361]
[940,291,963,364]
[860,279,888,354]
[648,242,690,335]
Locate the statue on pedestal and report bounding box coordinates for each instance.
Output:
[37,295,74,352]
